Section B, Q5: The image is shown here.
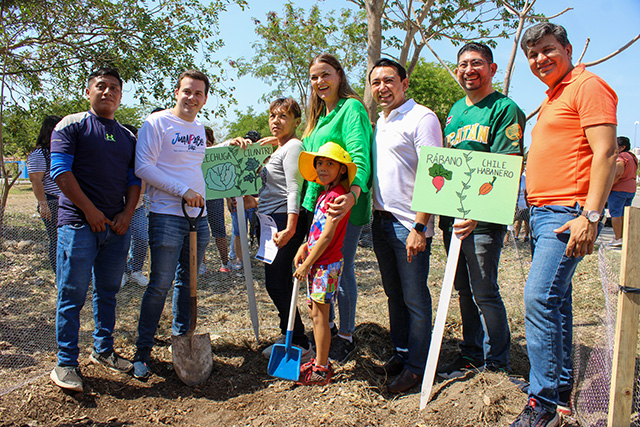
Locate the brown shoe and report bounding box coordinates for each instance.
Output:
[372,354,404,376]
[387,367,421,394]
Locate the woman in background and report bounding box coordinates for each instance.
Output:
[27,115,63,271]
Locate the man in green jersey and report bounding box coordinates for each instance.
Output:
[437,42,525,378]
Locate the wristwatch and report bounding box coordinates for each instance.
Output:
[581,209,601,223]
[413,222,426,233]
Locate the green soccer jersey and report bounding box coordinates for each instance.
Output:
[441,91,525,233]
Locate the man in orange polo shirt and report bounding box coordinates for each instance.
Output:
[510,23,618,427]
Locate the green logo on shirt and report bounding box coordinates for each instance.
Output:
[105,133,115,142]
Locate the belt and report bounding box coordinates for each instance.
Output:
[375,210,395,220]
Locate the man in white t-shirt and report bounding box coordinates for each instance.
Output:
[132,70,211,379]
[368,58,443,394]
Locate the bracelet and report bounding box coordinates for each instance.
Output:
[350,190,359,203]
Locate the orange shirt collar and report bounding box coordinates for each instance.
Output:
[545,63,585,99]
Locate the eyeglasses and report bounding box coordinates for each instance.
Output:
[457,59,490,70]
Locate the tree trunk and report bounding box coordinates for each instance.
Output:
[363,0,384,125]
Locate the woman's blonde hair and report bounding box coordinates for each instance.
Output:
[303,53,364,138]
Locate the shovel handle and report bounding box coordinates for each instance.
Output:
[286,278,301,333]
[182,199,204,333]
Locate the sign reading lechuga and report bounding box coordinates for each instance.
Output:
[201,144,273,199]
[411,146,523,225]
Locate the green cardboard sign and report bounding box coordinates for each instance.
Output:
[202,144,273,199]
[411,146,523,225]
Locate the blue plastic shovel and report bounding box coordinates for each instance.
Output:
[267,277,302,381]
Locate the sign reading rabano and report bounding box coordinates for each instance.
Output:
[201,144,273,199]
[411,146,523,225]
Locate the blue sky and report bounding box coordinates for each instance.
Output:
[189,0,640,148]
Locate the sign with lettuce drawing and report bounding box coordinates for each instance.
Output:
[202,144,273,199]
[411,146,523,225]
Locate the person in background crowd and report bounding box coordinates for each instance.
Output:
[27,115,63,271]
[121,124,150,287]
[606,136,637,247]
[203,126,232,273]
[49,68,140,392]
[512,23,617,427]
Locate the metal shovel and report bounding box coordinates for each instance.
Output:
[172,200,213,386]
[267,277,302,381]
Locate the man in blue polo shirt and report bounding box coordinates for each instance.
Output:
[49,68,141,392]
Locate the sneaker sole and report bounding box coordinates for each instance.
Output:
[89,354,133,374]
[557,405,571,417]
[50,370,83,392]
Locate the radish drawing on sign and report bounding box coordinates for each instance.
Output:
[428,163,453,193]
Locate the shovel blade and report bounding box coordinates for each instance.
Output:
[172,333,213,386]
[267,343,301,381]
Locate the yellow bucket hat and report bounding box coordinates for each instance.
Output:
[298,141,357,187]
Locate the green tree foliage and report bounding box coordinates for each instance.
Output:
[222,107,270,142]
[234,2,367,112]
[0,0,244,225]
[405,59,465,128]
[0,0,244,108]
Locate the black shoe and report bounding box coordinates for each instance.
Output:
[387,367,421,394]
[372,354,405,376]
[437,353,484,379]
[328,336,355,363]
[510,398,559,427]
[132,348,152,380]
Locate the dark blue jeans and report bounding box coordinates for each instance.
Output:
[525,204,601,411]
[136,212,210,350]
[372,212,432,375]
[55,223,131,366]
[126,204,149,273]
[443,228,510,369]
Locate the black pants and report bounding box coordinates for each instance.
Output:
[263,210,309,347]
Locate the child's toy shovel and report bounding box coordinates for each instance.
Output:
[267,277,302,381]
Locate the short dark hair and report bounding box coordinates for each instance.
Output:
[457,42,493,64]
[176,70,210,96]
[122,124,138,137]
[617,136,631,152]
[245,130,262,143]
[369,58,407,82]
[520,23,571,54]
[88,67,123,89]
[269,97,302,119]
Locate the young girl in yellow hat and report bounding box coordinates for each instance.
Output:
[293,141,357,385]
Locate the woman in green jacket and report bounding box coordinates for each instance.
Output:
[302,53,372,363]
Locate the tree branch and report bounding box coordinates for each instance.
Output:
[582,33,640,67]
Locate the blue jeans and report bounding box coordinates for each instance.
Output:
[372,213,432,374]
[329,222,362,336]
[136,212,210,350]
[443,228,510,369]
[525,204,600,411]
[229,207,256,260]
[55,223,131,366]
[126,205,149,273]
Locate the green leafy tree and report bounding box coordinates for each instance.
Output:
[222,107,270,142]
[234,2,367,112]
[0,0,245,227]
[405,59,465,127]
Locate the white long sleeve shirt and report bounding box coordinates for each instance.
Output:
[135,109,207,217]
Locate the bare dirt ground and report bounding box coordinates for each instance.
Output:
[0,183,610,426]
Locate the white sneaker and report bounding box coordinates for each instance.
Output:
[609,238,623,247]
[261,335,285,359]
[129,271,149,286]
[120,273,128,287]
